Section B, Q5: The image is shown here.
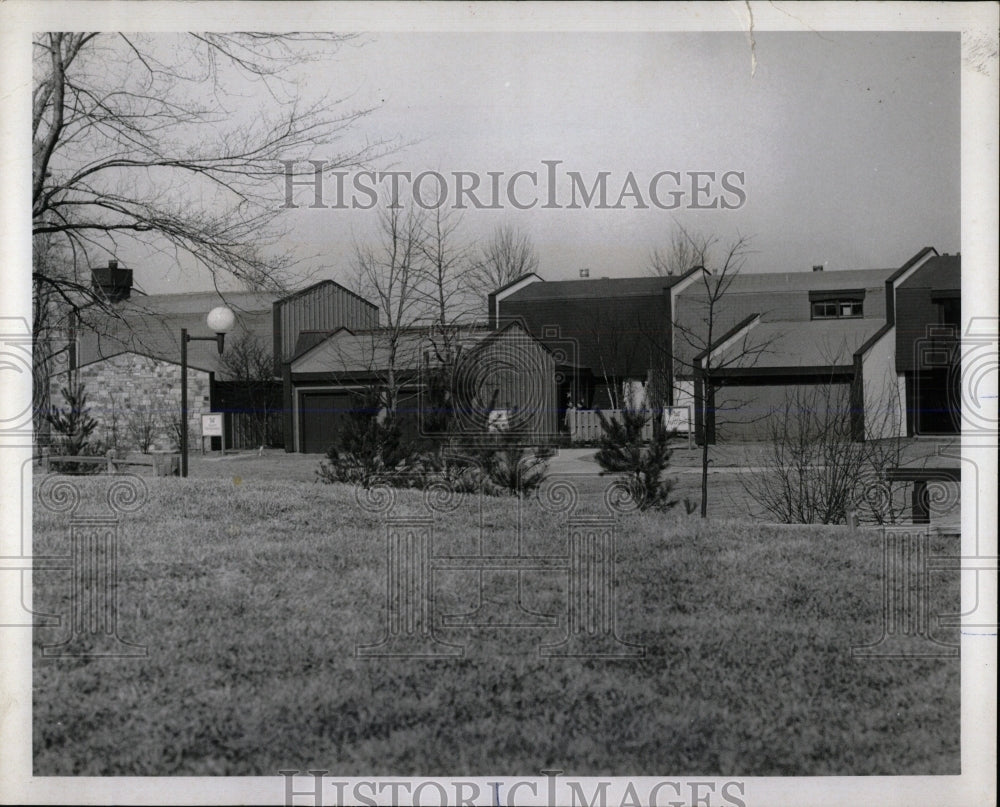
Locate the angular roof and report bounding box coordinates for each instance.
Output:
[107,290,279,316]
[706,317,885,371]
[897,253,961,291]
[291,323,493,375]
[291,329,344,362]
[273,278,376,311]
[76,290,280,377]
[504,274,690,302]
[676,267,898,297]
[464,319,587,368]
[489,272,544,298]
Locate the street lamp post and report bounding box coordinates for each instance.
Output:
[180,306,235,478]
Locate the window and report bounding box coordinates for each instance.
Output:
[933,295,960,327]
[811,299,863,319]
[809,289,865,319]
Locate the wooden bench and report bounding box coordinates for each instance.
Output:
[43,454,116,474]
[111,454,180,476]
[885,466,961,524]
[42,452,180,476]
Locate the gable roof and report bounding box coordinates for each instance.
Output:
[273,279,376,311]
[490,272,544,297]
[75,290,280,377]
[464,319,587,368]
[897,253,960,291]
[290,323,493,375]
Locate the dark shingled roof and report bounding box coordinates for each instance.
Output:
[76,291,280,378]
[676,267,898,297]
[504,274,691,302]
[897,253,961,291]
[713,318,885,368]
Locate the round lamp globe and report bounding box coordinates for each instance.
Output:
[206,306,236,334]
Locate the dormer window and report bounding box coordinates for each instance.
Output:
[809,289,864,319]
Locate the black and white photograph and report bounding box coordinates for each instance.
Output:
[1,2,997,805]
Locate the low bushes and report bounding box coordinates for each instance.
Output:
[316,390,549,498]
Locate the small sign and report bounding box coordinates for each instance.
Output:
[201,413,224,437]
[663,406,691,434]
[487,409,510,433]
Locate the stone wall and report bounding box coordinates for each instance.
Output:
[50,353,211,454]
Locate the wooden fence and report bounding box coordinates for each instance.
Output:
[567,409,653,442]
[567,407,692,443]
[226,411,284,450]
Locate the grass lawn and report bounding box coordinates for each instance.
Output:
[32,470,960,776]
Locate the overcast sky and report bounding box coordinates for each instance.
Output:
[158,29,961,296]
[20,26,962,296]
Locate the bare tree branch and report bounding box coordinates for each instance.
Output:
[32,31,389,308]
[468,223,539,313]
[648,226,706,278]
[352,202,427,415]
[645,226,778,517]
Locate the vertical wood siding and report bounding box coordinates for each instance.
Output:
[274,282,378,368]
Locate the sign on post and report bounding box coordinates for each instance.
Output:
[200,413,224,455]
[663,406,693,449]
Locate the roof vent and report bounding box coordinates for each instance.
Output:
[812,264,824,272]
[579,268,590,278]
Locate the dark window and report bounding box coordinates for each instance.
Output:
[935,297,960,327]
[811,299,863,319]
[809,288,865,320]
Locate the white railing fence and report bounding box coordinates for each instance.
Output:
[567,409,653,442]
[567,407,691,443]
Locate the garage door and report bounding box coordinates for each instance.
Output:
[300,392,352,453]
[713,380,852,441]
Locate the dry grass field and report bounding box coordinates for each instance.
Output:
[31,445,961,776]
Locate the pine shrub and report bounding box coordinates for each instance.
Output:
[317,389,413,489]
[594,408,677,511]
[44,383,105,474]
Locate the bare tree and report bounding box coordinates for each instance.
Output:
[413,207,479,437]
[649,227,706,278]
[32,233,75,444]
[669,229,774,518]
[353,203,427,415]
[741,377,910,525]
[219,334,279,448]
[32,32,385,312]
[417,207,477,362]
[125,408,160,454]
[469,223,539,311]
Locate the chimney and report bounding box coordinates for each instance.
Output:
[579,268,590,278]
[92,259,133,302]
[812,264,824,272]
